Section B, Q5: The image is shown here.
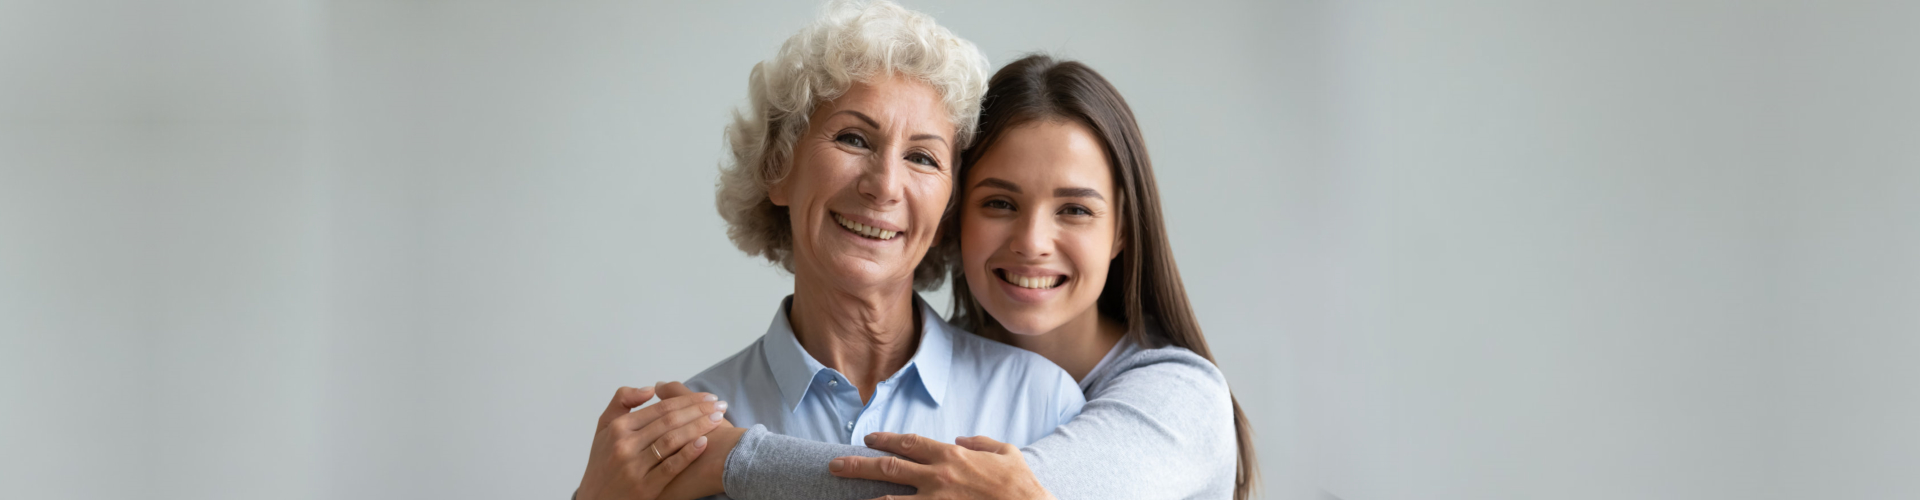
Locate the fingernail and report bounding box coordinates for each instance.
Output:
[637,385,653,392]
[829,458,845,472]
[655,381,666,389]
[863,434,876,445]
[709,411,724,422]
[713,400,729,412]
[694,436,708,448]
[703,394,719,402]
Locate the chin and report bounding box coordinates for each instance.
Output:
[824,258,910,289]
[990,310,1061,336]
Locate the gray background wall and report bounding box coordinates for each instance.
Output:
[3,1,1915,499]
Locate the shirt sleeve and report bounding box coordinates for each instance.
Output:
[1052,371,1087,431]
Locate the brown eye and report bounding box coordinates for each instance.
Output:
[1060,205,1093,216]
[835,133,869,149]
[982,199,1014,211]
[906,152,939,168]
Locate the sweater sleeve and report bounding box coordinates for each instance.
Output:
[718,347,1240,500]
[1021,348,1239,499]
[719,425,914,500]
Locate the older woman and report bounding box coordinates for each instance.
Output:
[572,2,1084,500]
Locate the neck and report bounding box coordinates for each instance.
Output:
[1003,310,1126,382]
[788,273,920,404]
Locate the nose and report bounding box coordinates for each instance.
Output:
[855,155,905,208]
[1010,210,1054,259]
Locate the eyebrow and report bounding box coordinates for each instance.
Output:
[1054,187,1105,200]
[973,177,1106,201]
[973,177,1021,193]
[832,110,949,145]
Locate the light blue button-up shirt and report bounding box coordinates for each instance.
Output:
[685,294,1084,448]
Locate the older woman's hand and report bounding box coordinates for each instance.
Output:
[575,386,730,500]
[826,432,1057,500]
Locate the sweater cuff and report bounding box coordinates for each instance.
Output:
[721,424,770,498]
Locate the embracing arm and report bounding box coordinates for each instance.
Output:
[1012,351,1238,498]
[717,427,916,500]
[727,348,1239,500]
[643,382,910,500]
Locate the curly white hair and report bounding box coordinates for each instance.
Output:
[714,0,989,290]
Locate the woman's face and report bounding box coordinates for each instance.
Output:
[771,74,955,293]
[960,120,1121,335]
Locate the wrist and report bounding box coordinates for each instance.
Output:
[708,426,748,483]
[661,426,746,499]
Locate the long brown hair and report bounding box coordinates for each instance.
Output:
[942,54,1259,500]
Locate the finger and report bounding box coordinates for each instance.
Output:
[863,432,954,464]
[657,383,732,428]
[599,386,655,431]
[827,455,935,486]
[955,435,1017,455]
[656,381,695,399]
[620,399,726,467]
[639,435,708,497]
[644,410,725,470]
[611,392,716,433]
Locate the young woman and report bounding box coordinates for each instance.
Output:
[635,54,1257,500]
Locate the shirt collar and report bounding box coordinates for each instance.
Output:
[760,294,954,413]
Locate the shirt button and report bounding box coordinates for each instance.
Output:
[845,421,854,431]
[829,379,838,388]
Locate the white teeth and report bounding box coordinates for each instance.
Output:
[1004,272,1063,289]
[834,213,899,240]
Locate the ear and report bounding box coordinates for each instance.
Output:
[1109,217,1126,261]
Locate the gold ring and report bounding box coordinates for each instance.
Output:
[648,444,663,461]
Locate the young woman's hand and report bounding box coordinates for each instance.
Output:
[827,432,1057,500]
[575,386,728,500]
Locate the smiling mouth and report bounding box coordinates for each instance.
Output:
[995,269,1067,289]
[833,213,902,241]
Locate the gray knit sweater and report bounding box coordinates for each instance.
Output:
[719,337,1240,500]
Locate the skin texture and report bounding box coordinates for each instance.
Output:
[574,386,729,500]
[825,120,1129,499]
[580,73,959,500]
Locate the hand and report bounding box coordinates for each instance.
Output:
[576,386,731,500]
[644,381,741,500]
[656,381,733,429]
[827,432,1056,500]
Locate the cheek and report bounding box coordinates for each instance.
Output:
[1065,234,1114,292]
[911,178,952,226]
[959,215,1000,270]
[794,150,859,199]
